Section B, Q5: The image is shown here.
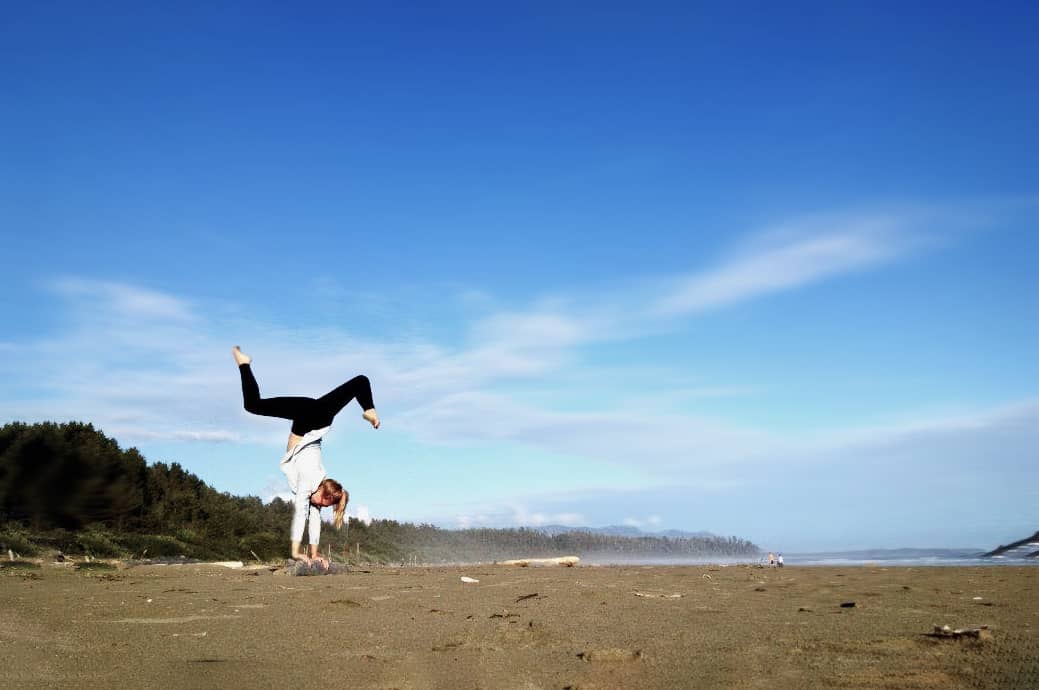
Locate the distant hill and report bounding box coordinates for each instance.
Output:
[982,531,1039,559]
[534,524,718,539]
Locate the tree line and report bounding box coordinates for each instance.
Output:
[0,422,759,563]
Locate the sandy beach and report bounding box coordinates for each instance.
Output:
[2,561,1037,689]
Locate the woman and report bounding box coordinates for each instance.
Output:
[233,346,379,566]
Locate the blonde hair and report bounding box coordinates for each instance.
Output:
[320,478,349,530]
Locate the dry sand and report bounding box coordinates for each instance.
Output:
[2,561,1037,688]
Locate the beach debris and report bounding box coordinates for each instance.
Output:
[972,596,983,600]
[840,602,856,608]
[754,587,767,592]
[702,573,713,581]
[490,612,519,619]
[500,556,579,567]
[171,631,208,638]
[331,599,362,607]
[577,648,643,662]
[928,625,993,641]
[633,591,683,599]
[515,593,539,603]
[106,614,240,624]
[798,607,813,612]
[460,576,480,583]
[211,561,244,569]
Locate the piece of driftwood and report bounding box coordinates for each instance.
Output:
[929,624,993,641]
[577,648,643,662]
[500,556,579,567]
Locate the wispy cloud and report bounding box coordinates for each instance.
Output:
[432,399,1039,547]
[652,212,929,317]
[455,505,586,529]
[0,206,996,479]
[51,277,198,322]
[623,515,663,529]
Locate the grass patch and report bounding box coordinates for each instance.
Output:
[0,528,41,557]
[113,533,190,559]
[75,561,116,571]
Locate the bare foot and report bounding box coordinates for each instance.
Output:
[232,346,251,366]
[362,408,380,429]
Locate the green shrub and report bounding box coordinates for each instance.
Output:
[0,527,39,556]
[75,529,121,557]
[113,533,187,558]
[239,532,284,561]
[175,528,200,544]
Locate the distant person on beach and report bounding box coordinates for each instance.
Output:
[777,553,784,568]
[768,552,775,567]
[233,346,379,567]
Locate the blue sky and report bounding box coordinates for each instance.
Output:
[2,2,1037,551]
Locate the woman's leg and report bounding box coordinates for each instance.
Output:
[238,363,315,422]
[303,374,378,429]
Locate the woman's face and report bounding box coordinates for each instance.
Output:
[310,489,339,507]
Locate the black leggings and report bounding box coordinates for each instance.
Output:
[239,364,375,436]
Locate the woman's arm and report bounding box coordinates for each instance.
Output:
[289,489,311,558]
[308,543,329,567]
[291,540,310,562]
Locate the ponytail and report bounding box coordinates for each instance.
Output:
[320,478,350,530]
[334,489,349,530]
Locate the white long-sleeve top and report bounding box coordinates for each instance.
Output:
[279,426,330,545]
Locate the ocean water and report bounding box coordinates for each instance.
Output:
[783,555,1036,567]
[785,544,1039,566]
[574,550,1039,567]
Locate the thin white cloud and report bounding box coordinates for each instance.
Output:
[652,213,922,317]
[807,398,1039,454]
[622,516,662,529]
[350,504,373,527]
[0,205,1015,503]
[51,277,197,322]
[105,428,241,443]
[454,505,585,529]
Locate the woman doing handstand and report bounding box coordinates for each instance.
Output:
[233,346,379,566]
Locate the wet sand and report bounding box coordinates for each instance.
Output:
[2,562,1037,688]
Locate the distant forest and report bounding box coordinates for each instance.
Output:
[0,422,759,564]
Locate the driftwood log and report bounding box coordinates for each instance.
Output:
[500,556,579,567]
[929,624,993,641]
